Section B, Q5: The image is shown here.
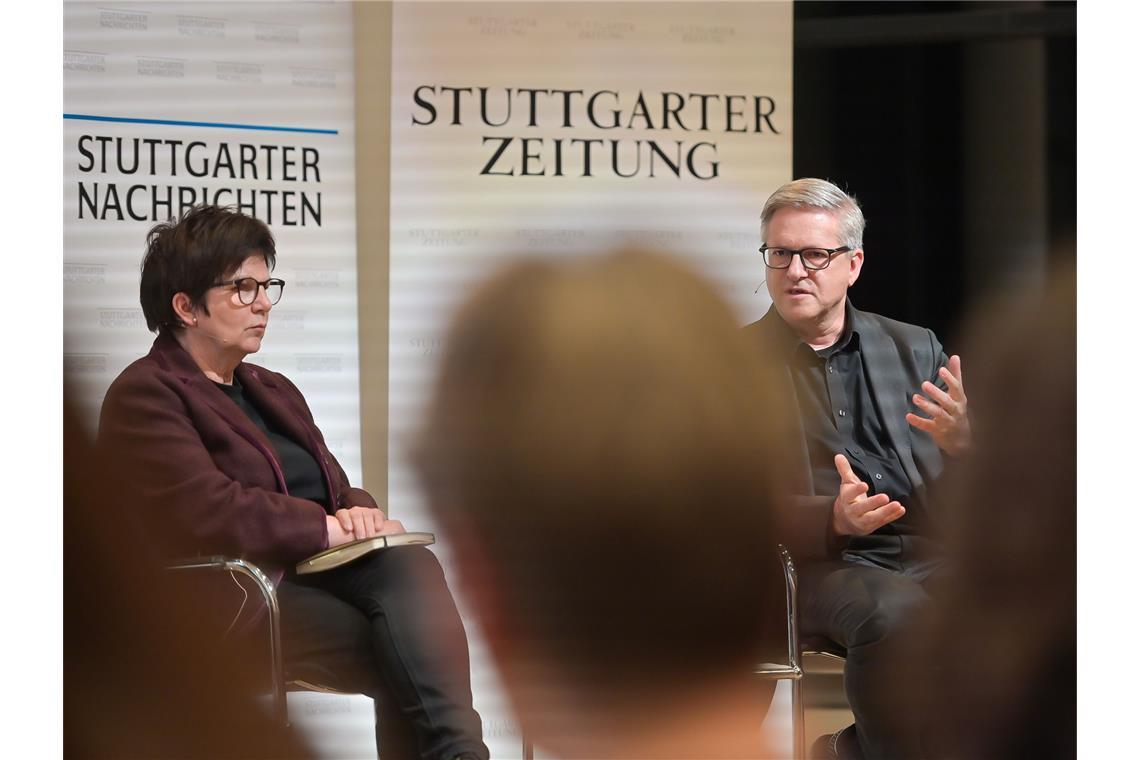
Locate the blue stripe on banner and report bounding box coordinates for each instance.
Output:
[63,113,338,135]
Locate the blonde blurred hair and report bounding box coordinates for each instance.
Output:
[416,249,791,701]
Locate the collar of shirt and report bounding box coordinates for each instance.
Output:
[774,299,860,362]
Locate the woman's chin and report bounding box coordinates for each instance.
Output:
[240,336,264,355]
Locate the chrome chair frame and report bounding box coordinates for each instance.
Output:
[170,555,533,758]
[754,545,847,760]
[166,556,292,724]
[167,556,360,726]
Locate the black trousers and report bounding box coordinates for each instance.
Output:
[800,540,945,760]
[276,545,488,760]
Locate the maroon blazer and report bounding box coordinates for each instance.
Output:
[98,332,378,580]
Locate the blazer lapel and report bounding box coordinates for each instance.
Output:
[150,334,296,490]
[236,365,315,454]
[150,333,277,453]
[783,366,815,495]
[239,365,339,508]
[751,311,816,495]
[852,308,925,490]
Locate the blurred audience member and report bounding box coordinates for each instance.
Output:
[913,264,1075,759]
[416,250,793,759]
[65,397,313,759]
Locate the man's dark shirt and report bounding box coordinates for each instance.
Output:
[773,302,929,553]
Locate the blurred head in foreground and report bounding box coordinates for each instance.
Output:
[416,249,790,757]
[65,398,311,758]
[917,262,1075,759]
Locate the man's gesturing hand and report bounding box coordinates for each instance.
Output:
[906,354,971,456]
[831,454,906,536]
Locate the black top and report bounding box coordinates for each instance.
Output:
[214,376,330,509]
[779,301,927,539]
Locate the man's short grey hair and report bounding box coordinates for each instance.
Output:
[760,177,866,250]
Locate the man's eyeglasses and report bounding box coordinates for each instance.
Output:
[212,277,286,305]
[759,245,851,271]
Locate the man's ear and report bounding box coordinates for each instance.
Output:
[847,248,865,287]
[171,292,196,327]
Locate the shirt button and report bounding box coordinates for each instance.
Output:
[828,364,835,373]
[838,409,847,417]
[875,473,883,480]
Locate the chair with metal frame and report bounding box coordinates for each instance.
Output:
[166,555,346,728]
[169,555,532,758]
[754,545,848,760]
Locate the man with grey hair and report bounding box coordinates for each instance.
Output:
[745,178,970,760]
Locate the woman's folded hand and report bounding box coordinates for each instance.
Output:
[328,506,407,545]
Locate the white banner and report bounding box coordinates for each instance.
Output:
[389,2,792,754]
[63,4,366,751]
[63,1,361,490]
[63,4,364,747]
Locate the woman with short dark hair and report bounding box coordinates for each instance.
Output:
[99,204,487,760]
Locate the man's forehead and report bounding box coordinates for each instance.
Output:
[766,207,843,238]
[769,206,839,222]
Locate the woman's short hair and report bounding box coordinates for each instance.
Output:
[416,249,791,702]
[760,177,866,249]
[139,205,276,333]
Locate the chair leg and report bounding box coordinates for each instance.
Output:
[792,675,805,760]
[522,736,533,760]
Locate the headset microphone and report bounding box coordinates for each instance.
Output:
[188,321,230,346]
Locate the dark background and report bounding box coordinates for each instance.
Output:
[791,1,1076,346]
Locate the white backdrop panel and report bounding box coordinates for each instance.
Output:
[63,1,361,484]
[63,2,366,753]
